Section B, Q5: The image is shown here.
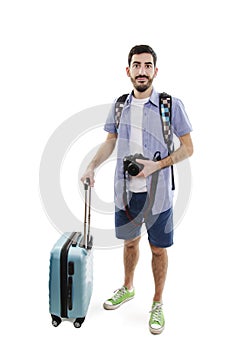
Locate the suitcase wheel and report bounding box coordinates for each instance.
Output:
[73,317,85,328]
[51,315,62,327]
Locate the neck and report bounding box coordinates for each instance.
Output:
[133,86,153,99]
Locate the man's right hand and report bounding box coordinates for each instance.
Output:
[81,168,95,187]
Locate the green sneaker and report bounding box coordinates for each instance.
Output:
[103,286,135,310]
[149,302,165,334]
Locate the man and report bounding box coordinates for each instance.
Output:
[81,45,193,334]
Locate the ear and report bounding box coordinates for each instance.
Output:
[153,67,158,78]
[126,66,131,77]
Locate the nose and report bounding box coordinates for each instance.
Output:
[139,64,146,76]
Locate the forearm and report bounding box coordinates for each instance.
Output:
[159,133,193,169]
[81,133,117,186]
[159,143,192,169]
[87,139,116,170]
[136,133,193,178]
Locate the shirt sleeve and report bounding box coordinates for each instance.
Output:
[104,100,117,134]
[172,97,193,137]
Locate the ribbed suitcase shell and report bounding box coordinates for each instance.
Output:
[49,231,93,327]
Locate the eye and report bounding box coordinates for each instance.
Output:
[132,63,140,69]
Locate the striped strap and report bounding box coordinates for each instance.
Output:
[159,92,173,149]
[159,92,175,190]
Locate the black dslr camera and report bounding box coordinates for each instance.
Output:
[123,153,149,176]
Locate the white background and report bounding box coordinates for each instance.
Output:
[1,0,232,348]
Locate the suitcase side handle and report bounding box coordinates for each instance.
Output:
[71,232,82,247]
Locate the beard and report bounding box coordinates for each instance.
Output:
[130,75,154,93]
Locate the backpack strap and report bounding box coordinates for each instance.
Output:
[115,94,129,129]
[159,92,175,190]
[159,92,173,150]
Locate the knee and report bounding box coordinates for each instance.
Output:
[124,236,141,249]
[150,244,166,257]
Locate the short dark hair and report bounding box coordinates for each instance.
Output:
[128,45,157,67]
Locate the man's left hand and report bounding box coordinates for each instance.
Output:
[136,159,161,178]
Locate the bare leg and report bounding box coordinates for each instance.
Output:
[123,236,141,289]
[150,245,168,302]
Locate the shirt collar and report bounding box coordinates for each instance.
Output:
[149,88,159,107]
[126,88,159,107]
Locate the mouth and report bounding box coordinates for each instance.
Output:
[136,76,148,83]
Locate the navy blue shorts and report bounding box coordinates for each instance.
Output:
[115,192,173,248]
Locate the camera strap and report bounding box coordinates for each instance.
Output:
[123,152,161,225]
[123,172,144,226]
[143,151,161,218]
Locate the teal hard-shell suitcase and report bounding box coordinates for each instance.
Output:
[49,180,93,328]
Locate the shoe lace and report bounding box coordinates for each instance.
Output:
[149,303,163,323]
[112,287,127,301]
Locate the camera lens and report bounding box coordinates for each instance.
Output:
[127,163,141,176]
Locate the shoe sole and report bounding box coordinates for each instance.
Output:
[103,296,135,310]
[149,325,165,335]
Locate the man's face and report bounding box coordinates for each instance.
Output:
[126,53,158,93]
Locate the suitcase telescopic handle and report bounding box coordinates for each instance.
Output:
[84,177,90,190]
[83,178,91,249]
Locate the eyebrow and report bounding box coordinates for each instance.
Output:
[132,61,153,65]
